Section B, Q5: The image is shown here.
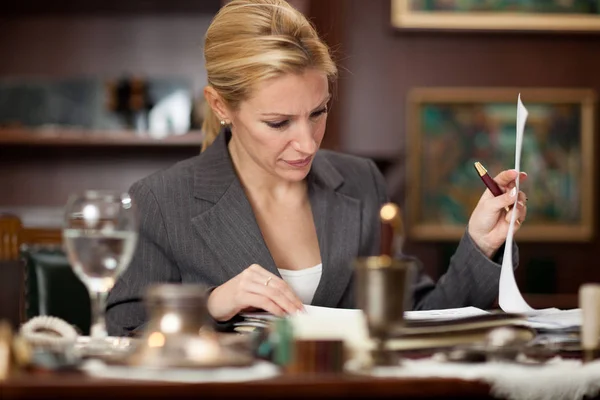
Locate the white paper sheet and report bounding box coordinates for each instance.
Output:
[303,304,489,321]
[404,306,490,320]
[525,308,582,330]
[498,94,535,313]
[495,96,582,329]
[242,305,489,322]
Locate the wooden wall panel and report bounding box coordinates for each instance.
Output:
[0,14,214,94]
[0,6,210,228]
[0,146,199,208]
[336,0,600,293]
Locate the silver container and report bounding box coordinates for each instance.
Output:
[127,284,253,368]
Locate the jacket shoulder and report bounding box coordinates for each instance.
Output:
[317,149,385,197]
[318,149,378,181]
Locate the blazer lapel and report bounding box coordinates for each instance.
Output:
[309,156,361,308]
[190,129,279,278]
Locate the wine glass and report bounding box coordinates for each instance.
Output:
[63,190,138,354]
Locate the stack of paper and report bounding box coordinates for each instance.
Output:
[234,313,277,332]
[241,305,494,326]
[283,304,533,352]
[241,304,534,352]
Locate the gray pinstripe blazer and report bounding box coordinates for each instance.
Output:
[106,129,515,336]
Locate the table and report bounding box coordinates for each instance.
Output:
[2,372,493,399]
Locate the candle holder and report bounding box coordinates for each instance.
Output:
[355,255,415,366]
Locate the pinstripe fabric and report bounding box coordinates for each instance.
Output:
[105,129,516,336]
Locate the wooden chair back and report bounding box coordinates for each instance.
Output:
[0,214,22,261]
[0,214,63,327]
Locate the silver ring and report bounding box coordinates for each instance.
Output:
[265,276,272,286]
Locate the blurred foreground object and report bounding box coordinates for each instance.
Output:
[355,255,415,366]
[0,321,33,380]
[356,202,415,366]
[580,283,600,362]
[126,284,253,368]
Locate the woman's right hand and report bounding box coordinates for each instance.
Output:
[207,263,304,322]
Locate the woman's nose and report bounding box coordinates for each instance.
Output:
[292,124,317,154]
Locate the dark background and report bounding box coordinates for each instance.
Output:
[1,0,599,300]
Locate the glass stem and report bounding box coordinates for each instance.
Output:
[90,290,109,339]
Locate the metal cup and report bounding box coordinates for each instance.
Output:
[355,255,416,365]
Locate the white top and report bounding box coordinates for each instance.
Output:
[277,263,323,305]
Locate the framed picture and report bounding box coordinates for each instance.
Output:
[391,0,600,33]
[406,87,596,242]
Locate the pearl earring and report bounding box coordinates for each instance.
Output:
[220,120,225,126]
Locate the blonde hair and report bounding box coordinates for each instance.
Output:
[201,0,338,151]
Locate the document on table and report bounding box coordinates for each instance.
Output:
[243,304,580,332]
[404,306,490,320]
[302,304,490,321]
[299,305,581,331]
[242,305,489,322]
[286,305,494,347]
[525,308,582,330]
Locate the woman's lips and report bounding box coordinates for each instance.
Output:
[284,156,312,168]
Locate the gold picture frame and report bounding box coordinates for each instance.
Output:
[391,0,600,32]
[406,87,596,242]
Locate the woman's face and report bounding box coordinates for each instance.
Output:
[229,68,330,183]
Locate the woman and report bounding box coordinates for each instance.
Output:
[106,0,528,336]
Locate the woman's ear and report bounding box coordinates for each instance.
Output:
[203,86,231,123]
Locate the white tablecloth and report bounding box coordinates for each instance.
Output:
[81,359,280,383]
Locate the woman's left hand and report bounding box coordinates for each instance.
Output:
[467,169,528,258]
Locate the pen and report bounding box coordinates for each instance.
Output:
[473,161,511,212]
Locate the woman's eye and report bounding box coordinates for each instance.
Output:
[310,107,328,119]
[264,108,327,129]
[265,120,289,129]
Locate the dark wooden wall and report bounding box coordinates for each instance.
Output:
[327,0,600,293]
[0,146,198,208]
[0,6,214,221]
[2,0,600,299]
